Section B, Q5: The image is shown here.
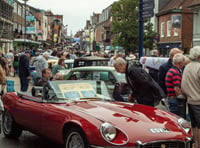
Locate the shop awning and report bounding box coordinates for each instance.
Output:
[14,39,41,45]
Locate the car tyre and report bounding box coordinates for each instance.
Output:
[2,109,22,138]
[65,127,89,148]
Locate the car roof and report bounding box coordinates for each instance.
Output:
[75,56,109,61]
[71,66,115,71]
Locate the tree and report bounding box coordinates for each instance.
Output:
[111,0,139,53]
[144,21,157,51]
[111,0,156,54]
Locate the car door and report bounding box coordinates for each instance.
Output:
[40,103,67,142]
[14,95,44,134]
[39,87,67,141]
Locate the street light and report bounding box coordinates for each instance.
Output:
[23,0,28,50]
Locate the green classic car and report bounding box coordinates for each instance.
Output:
[64,66,130,101]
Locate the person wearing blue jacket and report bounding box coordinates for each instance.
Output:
[18,51,31,92]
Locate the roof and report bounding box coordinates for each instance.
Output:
[159,0,184,13]
[76,56,109,61]
[157,0,196,15]
[71,66,115,71]
[188,1,200,8]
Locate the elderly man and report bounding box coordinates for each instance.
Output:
[158,48,183,95]
[165,53,185,116]
[113,57,165,106]
[181,46,200,148]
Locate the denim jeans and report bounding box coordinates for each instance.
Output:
[167,97,179,115]
[20,76,29,92]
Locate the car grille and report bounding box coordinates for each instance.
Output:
[140,140,193,148]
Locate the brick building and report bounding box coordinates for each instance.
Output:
[156,0,194,55]
[0,0,14,53]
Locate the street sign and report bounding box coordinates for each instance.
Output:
[143,0,154,3]
[142,0,154,19]
[142,10,154,18]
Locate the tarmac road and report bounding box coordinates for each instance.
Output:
[0,130,63,148]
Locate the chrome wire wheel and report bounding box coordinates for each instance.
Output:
[66,131,86,148]
[3,110,13,134]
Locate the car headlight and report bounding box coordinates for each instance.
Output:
[100,122,117,141]
[178,118,191,134]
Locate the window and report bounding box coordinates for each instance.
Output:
[167,21,171,37]
[160,22,164,37]
[174,28,178,36]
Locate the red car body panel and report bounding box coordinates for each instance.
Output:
[2,92,192,147]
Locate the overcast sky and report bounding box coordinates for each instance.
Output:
[19,0,117,35]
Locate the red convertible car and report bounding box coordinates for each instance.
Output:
[2,80,193,148]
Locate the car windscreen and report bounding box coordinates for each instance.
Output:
[49,80,112,101]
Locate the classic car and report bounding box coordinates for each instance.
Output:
[1,80,193,148]
[73,56,109,68]
[63,66,130,101]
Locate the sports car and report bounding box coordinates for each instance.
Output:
[1,80,193,148]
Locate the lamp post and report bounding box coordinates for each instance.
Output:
[23,0,28,50]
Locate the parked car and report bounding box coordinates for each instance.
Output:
[2,80,193,148]
[73,56,109,67]
[64,66,130,101]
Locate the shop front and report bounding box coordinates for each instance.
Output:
[13,39,41,51]
[157,42,181,56]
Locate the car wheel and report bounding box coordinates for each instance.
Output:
[65,127,89,148]
[2,109,22,138]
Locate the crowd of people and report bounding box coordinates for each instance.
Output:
[113,46,200,148]
[0,45,200,147]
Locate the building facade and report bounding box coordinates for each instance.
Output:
[156,0,194,55]
[0,0,14,53]
[189,1,200,46]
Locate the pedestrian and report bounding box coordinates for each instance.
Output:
[147,49,159,82]
[51,58,67,77]
[165,53,185,116]
[181,46,200,148]
[34,68,52,86]
[5,50,14,76]
[109,51,123,66]
[34,53,49,78]
[13,53,19,77]
[158,48,183,95]
[152,49,159,57]
[0,64,6,95]
[18,51,31,92]
[113,57,165,106]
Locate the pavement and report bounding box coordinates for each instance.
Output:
[5,75,32,93]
